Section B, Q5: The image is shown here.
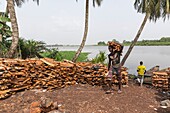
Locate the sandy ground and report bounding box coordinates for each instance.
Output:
[0,81,170,113]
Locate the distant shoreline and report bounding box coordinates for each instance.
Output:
[46,44,170,47]
[44,37,169,47]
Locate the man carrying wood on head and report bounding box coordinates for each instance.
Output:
[106,41,124,94]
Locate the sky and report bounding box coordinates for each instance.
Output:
[0,0,170,45]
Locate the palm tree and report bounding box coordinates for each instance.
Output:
[18,38,46,59]
[161,0,170,20]
[5,0,39,58]
[121,0,162,66]
[72,0,103,62]
[6,0,19,58]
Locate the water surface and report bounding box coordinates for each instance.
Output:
[55,46,170,74]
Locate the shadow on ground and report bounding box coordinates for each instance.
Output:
[154,89,170,113]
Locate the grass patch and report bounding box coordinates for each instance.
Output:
[41,51,89,62]
[91,51,107,64]
[128,74,137,79]
[58,51,89,62]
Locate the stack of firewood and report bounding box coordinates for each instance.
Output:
[0,58,128,99]
[152,68,170,90]
[120,67,129,85]
[107,41,123,52]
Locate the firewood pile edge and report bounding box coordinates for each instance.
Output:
[152,67,170,90]
[0,58,128,99]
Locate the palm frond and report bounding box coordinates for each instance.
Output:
[14,0,39,7]
[14,0,26,7]
[134,0,164,21]
[93,0,103,7]
[33,0,39,5]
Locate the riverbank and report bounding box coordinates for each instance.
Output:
[46,44,170,47]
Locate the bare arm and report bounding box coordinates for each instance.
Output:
[108,56,111,71]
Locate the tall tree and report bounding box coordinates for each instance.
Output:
[6,0,19,58]
[72,0,102,62]
[5,0,39,58]
[121,0,162,66]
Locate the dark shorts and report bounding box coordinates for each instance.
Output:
[112,67,121,81]
[106,66,121,81]
[112,67,119,75]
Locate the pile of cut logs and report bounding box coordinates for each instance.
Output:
[152,67,170,90]
[107,41,123,52]
[0,58,128,99]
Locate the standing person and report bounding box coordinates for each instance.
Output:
[137,61,146,86]
[106,42,123,94]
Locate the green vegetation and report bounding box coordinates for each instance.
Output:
[42,48,59,60]
[0,12,12,38]
[97,41,106,46]
[1,31,89,61]
[18,38,47,59]
[97,37,170,46]
[128,74,137,79]
[0,12,12,57]
[97,39,120,46]
[0,36,47,58]
[123,37,170,46]
[91,51,107,64]
[42,51,89,62]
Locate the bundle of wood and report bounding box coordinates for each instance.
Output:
[107,41,123,52]
[152,67,170,90]
[78,65,128,86]
[0,58,128,99]
[120,67,129,85]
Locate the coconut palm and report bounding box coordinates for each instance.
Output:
[5,0,39,58]
[15,0,39,7]
[72,0,103,62]
[161,0,170,20]
[6,0,20,58]
[18,38,46,59]
[121,0,163,66]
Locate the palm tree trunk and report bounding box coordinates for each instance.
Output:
[72,0,89,62]
[6,0,19,58]
[121,13,149,66]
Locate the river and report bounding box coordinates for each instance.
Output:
[52,45,170,75]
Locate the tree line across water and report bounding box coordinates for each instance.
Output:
[97,37,170,46]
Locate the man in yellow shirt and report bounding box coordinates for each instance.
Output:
[137,61,146,86]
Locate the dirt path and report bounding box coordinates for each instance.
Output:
[0,81,170,113]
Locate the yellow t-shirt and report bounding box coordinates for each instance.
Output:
[137,65,146,76]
